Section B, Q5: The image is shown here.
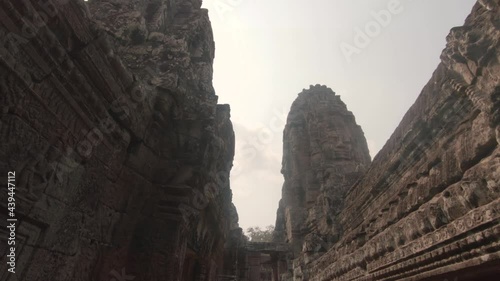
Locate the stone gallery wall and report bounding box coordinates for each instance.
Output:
[0,0,240,280]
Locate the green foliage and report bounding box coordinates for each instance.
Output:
[246,225,274,242]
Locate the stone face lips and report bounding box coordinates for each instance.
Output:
[274,84,371,256]
[0,1,238,281]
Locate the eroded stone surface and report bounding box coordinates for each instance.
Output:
[273,85,371,259]
[0,0,240,280]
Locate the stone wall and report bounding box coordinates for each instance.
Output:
[0,0,240,280]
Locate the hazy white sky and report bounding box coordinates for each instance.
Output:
[201,0,477,231]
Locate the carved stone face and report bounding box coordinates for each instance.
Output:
[332,134,353,160]
[317,116,353,161]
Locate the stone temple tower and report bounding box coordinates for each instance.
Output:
[273,85,371,256]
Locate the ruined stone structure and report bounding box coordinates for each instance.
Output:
[272,2,500,280]
[273,85,371,259]
[244,242,289,281]
[0,0,242,280]
[0,0,499,281]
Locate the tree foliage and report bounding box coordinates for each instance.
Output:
[246,225,274,242]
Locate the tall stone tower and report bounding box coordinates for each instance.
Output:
[274,85,371,256]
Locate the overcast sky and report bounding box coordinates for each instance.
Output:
[201,0,477,231]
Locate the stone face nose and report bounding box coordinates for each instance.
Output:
[336,135,352,147]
